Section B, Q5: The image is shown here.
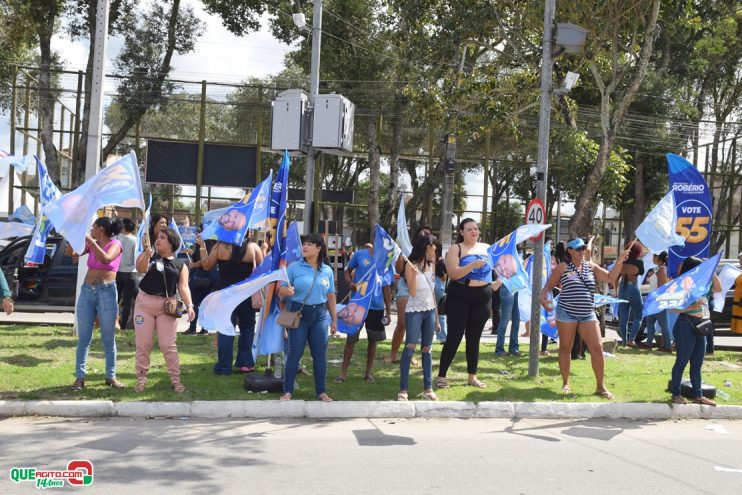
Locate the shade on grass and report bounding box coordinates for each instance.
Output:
[0,326,740,404]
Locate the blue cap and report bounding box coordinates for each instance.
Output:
[567,238,586,250]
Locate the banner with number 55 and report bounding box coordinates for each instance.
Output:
[666,153,713,277]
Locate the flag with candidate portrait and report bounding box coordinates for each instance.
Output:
[24,157,62,265]
[519,242,557,338]
[43,152,145,254]
[373,225,401,285]
[337,268,378,336]
[200,171,272,246]
[488,229,529,294]
[642,253,721,317]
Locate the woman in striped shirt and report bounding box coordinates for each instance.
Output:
[540,238,628,399]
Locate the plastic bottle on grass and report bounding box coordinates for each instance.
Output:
[716,390,730,401]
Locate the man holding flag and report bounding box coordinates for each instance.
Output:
[334,240,392,384]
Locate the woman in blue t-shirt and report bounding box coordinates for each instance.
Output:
[278,233,338,401]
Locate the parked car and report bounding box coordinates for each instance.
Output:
[0,235,77,311]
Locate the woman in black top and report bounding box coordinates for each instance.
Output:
[134,228,195,393]
[197,235,264,374]
[619,241,645,346]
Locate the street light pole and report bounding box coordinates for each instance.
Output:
[528,0,556,377]
[303,0,323,235]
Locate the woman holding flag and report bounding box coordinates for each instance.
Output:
[540,238,628,399]
[436,219,497,389]
[198,234,264,374]
[70,217,124,391]
[278,233,338,401]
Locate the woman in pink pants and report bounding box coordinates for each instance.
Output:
[134,228,195,392]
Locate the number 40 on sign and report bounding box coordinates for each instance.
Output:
[525,199,546,242]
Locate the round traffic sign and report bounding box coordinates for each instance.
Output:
[525,199,546,241]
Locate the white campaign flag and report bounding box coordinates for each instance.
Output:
[43,152,145,253]
[0,222,34,239]
[198,256,288,336]
[514,224,552,245]
[635,191,685,254]
[397,196,413,257]
[713,264,742,313]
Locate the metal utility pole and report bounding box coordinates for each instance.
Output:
[440,134,456,250]
[528,0,556,377]
[303,0,323,235]
[74,0,110,335]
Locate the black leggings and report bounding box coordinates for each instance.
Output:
[438,282,492,376]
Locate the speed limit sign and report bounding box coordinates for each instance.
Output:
[525,199,546,241]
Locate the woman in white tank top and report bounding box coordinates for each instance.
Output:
[398,234,440,401]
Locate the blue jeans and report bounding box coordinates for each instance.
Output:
[401,309,435,391]
[436,315,447,342]
[214,300,256,374]
[645,310,671,348]
[75,282,119,379]
[670,314,706,398]
[283,302,329,396]
[495,286,520,355]
[619,281,643,343]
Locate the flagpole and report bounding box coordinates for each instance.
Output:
[74,0,109,336]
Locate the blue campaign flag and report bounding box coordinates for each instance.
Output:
[10,205,36,225]
[135,193,152,258]
[254,152,291,358]
[43,152,145,254]
[642,252,721,317]
[200,171,272,246]
[396,196,413,257]
[373,225,401,285]
[519,242,557,337]
[337,268,378,336]
[635,190,686,254]
[594,294,629,307]
[488,229,529,294]
[24,157,62,265]
[667,153,713,276]
[285,221,302,265]
[169,218,187,256]
[199,254,287,336]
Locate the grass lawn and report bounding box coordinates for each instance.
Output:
[0,325,740,404]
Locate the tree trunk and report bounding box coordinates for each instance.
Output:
[367,117,380,230]
[37,12,60,183]
[382,94,403,227]
[568,0,661,237]
[629,152,647,237]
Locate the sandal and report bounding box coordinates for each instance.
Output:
[691,396,716,406]
[595,389,614,400]
[134,380,146,393]
[364,374,376,382]
[317,393,333,402]
[105,378,125,389]
[279,393,292,401]
[561,385,572,394]
[397,391,408,401]
[333,376,346,384]
[383,356,399,365]
[434,377,449,389]
[671,395,687,405]
[422,390,438,401]
[172,382,186,393]
[468,378,487,388]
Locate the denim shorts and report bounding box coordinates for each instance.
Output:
[396,278,409,298]
[556,305,598,323]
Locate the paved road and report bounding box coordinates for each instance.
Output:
[0,417,740,494]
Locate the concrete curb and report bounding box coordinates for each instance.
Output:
[1,400,741,420]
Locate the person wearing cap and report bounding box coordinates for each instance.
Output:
[540,237,628,399]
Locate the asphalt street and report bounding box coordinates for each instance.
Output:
[0,416,740,494]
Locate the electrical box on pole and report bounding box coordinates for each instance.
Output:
[312,94,355,152]
[270,89,310,153]
[444,134,456,172]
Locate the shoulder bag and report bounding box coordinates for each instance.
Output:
[277,271,319,329]
[684,314,714,337]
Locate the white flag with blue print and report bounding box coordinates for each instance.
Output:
[635,191,685,254]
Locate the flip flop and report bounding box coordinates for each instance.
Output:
[561,385,572,394]
[595,390,614,400]
[333,376,346,384]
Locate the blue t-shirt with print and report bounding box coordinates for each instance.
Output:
[347,249,384,310]
[283,260,336,305]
